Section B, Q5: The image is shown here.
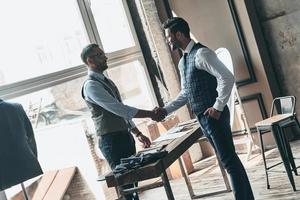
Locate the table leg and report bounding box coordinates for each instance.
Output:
[216,156,231,191]
[161,169,175,200]
[179,157,195,198]
[178,156,231,199]
[115,186,122,199]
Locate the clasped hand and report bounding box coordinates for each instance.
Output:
[150,107,167,122]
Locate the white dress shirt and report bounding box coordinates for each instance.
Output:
[165,40,235,114]
[83,70,138,128]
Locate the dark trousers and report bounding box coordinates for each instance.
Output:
[99,131,139,200]
[197,106,254,200]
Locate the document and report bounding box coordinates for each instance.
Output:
[153,130,190,143]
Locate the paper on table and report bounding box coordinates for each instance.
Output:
[153,130,190,143]
[177,119,198,127]
[165,126,185,134]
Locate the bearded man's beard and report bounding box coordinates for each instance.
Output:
[171,41,180,51]
[96,63,108,72]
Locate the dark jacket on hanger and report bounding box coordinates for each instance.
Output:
[0,99,43,190]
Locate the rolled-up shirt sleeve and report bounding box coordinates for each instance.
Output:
[164,90,188,114]
[128,119,136,129]
[195,48,235,111]
[164,59,189,114]
[84,80,138,120]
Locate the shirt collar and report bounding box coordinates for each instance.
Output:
[88,69,106,81]
[184,39,195,54]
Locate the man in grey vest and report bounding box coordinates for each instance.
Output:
[81,44,162,200]
[155,17,254,200]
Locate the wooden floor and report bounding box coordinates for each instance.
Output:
[139,140,300,200]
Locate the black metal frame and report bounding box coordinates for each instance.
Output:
[241,93,267,117]
[162,0,257,88]
[271,96,296,116]
[227,0,257,87]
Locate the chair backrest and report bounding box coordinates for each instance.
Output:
[270,96,296,116]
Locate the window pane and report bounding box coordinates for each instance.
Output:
[0,0,89,86]
[6,77,106,199]
[106,60,156,111]
[5,71,153,199]
[90,0,135,53]
[9,76,89,129]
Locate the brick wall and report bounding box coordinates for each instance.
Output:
[64,170,96,200]
[81,120,107,176]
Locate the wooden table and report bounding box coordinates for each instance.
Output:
[105,121,231,199]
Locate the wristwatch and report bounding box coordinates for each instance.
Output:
[135,132,142,137]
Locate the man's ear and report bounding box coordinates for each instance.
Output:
[86,57,94,65]
[175,31,182,39]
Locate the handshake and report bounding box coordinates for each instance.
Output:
[149,107,167,122]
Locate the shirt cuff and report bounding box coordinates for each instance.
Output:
[128,120,136,129]
[164,105,174,115]
[213,101,225,112]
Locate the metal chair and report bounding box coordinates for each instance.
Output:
[255,96,300,191]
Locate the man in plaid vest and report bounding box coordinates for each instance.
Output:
[156,17,254,200]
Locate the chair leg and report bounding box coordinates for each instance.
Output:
[295,116,300,130]
[273,125,296,191]
[281,126,298,175]
[294,116,300,142]
[258,128,270,189]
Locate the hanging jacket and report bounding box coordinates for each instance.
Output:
[0,99,43,190]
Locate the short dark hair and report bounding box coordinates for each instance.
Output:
[163,17,190,38]
[81,43,99,64]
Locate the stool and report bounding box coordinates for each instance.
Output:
[255,96,300,191]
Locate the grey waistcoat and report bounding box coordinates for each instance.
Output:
[81,76,130,136]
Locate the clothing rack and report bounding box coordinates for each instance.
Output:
[0,183,29,200]
[0,191,7,200]
[21,183,30,200]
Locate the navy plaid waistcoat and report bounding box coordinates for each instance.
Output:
[180,43,218,115]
